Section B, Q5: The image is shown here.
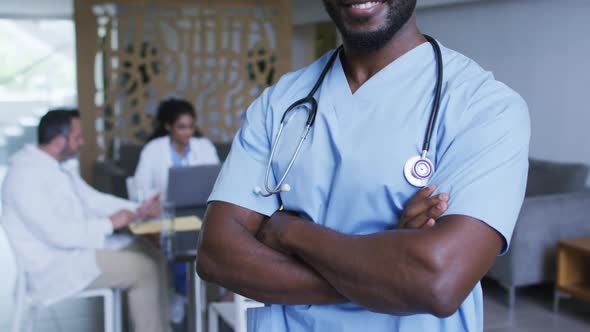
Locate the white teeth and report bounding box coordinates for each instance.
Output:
[351,1,380,9]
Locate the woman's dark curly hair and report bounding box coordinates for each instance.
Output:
[148,98,202,141]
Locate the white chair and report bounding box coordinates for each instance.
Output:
[194,272,206,332]
[11,268,123,332]
[125,176,138,202]
[208,294,264,332]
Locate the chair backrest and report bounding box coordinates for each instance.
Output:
[167,164,221,208]
[526,159,590,197]
[213,142,232,162]
[126,176,138,202]
[234,295,264,332]
[117,144,143,175]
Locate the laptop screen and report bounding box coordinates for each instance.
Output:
[166,164,221,208]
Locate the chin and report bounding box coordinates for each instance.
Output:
[325,0,416,50]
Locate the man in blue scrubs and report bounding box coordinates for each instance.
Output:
[197,0,530,331]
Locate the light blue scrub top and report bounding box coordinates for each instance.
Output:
[170,142,191,167]
[209,42,530,332]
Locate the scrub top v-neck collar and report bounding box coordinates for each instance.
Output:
[326,41,437,107]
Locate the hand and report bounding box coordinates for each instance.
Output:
[137,193,161,219]
[256,211,299,255]
[399,185,449,229]
[110,210,136,229]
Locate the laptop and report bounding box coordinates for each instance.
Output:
[166,164,222,210]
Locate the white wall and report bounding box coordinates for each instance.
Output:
[292,25,318,70]
[417,0,590,165]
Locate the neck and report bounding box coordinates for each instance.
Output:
[171,139,188,155]
[38,144,62,162]
[341,15,426,94]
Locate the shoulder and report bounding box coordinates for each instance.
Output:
[252,50,339,114]
[3,151,45,194]
[271,50,336,96]
[239,51,337,133]
[440,46,529,136]
[141,136,169,155]
[268,50,337,104]
[191,137,216,150]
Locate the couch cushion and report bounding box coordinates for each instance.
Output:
[526,159,590,197]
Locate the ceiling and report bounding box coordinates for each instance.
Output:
[0,0,486,24]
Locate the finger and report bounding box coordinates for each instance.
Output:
[427,201,449,220]
[404,201,446,228]
[425,219,436,228]
[404,213,432,229]
[406,185,437,207]
[403,193,445,223]
[400,193,449,228]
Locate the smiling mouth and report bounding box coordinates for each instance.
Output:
[348,1,382,9]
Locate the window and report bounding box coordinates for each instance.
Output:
[0,19,76,105]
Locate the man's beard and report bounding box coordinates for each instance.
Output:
[323,0,417,51]
[59,146,78,160]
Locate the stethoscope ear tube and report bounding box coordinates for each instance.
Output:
[280,96,318,127]
[421,35,443,153]
[403,35,443,188]
[306,98,318,127]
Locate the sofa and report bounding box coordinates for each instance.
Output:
[486,159,590,308]
[92,142,232,198]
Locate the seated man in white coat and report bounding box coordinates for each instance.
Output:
[1,109,172,332]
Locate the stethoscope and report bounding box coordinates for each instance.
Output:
[254,35,443,197]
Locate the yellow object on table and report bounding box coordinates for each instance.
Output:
[129,215,202,235]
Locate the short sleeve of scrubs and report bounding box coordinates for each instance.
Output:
[432,82,530,254]
[208,87,281,217]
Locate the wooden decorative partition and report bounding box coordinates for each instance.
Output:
[75,0,291,180]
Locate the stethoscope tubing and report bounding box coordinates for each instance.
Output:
[257,35,443,196]
[421,35,443,153]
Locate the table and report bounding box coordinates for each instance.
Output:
[130,215,206,332]
[129,215,202,234]
[554,237,590,311]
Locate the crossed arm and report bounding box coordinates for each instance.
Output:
[196,187,502,317]
[196,201,346,305]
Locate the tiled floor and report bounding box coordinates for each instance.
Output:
[482,279,590,331]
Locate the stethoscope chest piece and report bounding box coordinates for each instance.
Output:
[404,155,435,188]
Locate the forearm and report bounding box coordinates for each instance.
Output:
[197,216,347,305]
[78,175,137,214]
[281,217,441,315]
